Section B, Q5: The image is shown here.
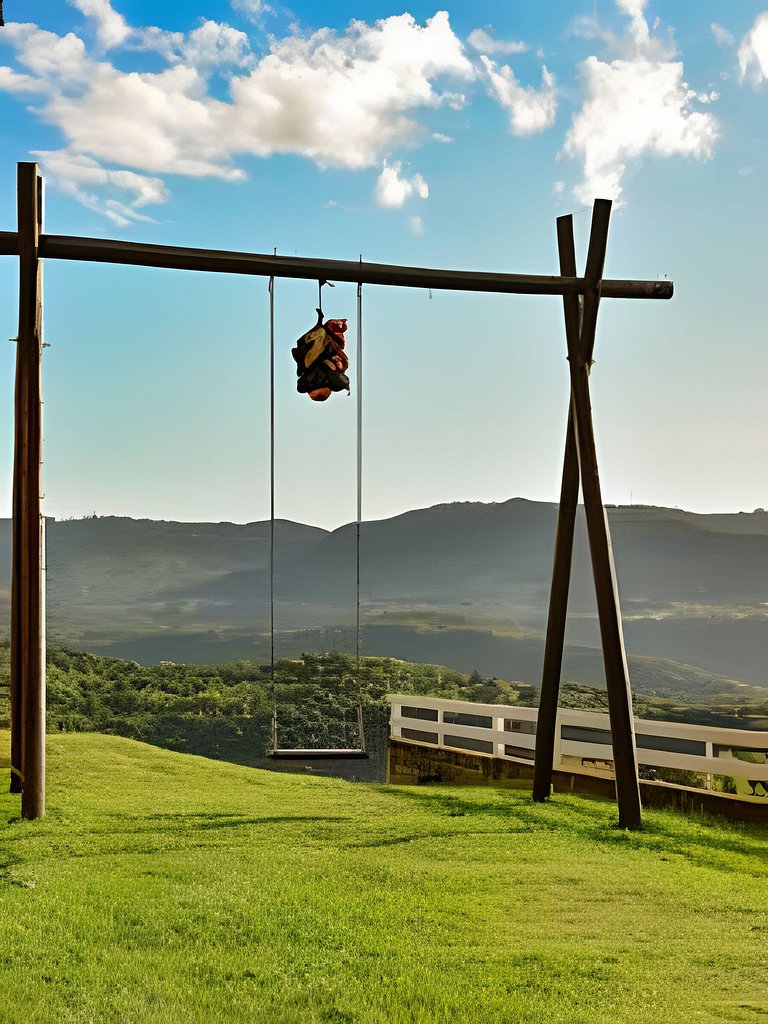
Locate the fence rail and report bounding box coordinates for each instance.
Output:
[388,695,768,801]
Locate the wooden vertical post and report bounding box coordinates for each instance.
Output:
[9,284,24,795]
[14,162,45,819]
[566,201,642,829]
[532,219,582,801]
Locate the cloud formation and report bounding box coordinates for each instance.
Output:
[710,22,735,48]
[480,57,557,136]
[0,3,471,220]
[227,12,473,170]
[231,0,271,26]
[70,0,131,51]
[739,12,768,86]
[375,161,429,208]
[32,149,168,226]
[562,0,717,204]
[467,28,527,56]
[0,0,722,223]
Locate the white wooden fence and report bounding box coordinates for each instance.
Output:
[388,695,768,800]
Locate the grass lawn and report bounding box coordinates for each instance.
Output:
[1,732,767,1024]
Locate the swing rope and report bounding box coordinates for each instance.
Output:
[354,280,366,751]
[356,279,362,661]
[269,274,277,754]
[268,278,368,760]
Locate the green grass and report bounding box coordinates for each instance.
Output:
[1,732,767,1024]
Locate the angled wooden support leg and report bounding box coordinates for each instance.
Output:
[532,219,582,802]
[15,162,45,820]
[9,337,24,794]
[567,201,642,829]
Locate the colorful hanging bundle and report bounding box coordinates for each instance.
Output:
[292,309,350,402]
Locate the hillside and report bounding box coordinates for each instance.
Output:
[0,498,766,688]
[1,731,767,1024]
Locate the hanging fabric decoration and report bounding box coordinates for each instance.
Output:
[292,308,350,402]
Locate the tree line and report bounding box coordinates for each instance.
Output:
[0,640,750,783]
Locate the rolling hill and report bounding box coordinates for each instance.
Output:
[0,498,766,693]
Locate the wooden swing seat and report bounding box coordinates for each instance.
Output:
[268,748,369,761]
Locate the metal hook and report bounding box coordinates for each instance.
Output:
[318,278,335,315]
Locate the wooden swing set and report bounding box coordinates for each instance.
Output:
[1,162,673,828]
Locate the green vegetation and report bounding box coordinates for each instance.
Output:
[1,642,762,779]
[1,732,766,1023]
[0,640,538,769]
[40,644,526,765]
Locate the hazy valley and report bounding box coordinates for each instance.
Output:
[0,498,766,709]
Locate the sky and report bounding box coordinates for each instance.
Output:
[0,0,766,529]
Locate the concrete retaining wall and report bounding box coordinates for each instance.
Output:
[387,739,768,824]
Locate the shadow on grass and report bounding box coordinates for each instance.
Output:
[0,850,24,883]
[381,785,768,874]
[351,827,539,849]
[1,812,357,866]
[139,812,353,832]
[383,786,558,827]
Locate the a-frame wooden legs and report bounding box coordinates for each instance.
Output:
[531,218,582,806]
[10,162,46,819]
[533,201,642,830]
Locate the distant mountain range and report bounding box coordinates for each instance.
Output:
[0,498,766,697]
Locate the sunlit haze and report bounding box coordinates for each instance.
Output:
[0,0,766,528]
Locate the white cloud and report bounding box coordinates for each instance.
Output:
[0,67,48,92]
[431,132,454,143]
[135,27,186,61]
[375,161,429,208]
[616,0,651,48]
[227,12,473,170]
[571,2,667,61]
[69,0,131,51]
[2,23,93,82]
[45,64,249,180]
[739,12,768,87]
[178,20,253,70]
[711,23,735,48]
[480,56,557,136]
[409,215,424,235]
[69,0,249,66]
[569,15,615,46]
[231,0,271,26]
[33,150,168,226]
[553,179,565,194]
[562,0,718,205]
[0,9,472,222]
[467,28,527,56]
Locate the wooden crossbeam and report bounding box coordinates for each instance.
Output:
[0,230,673,300]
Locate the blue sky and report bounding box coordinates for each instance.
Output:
[0,0,766,528]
